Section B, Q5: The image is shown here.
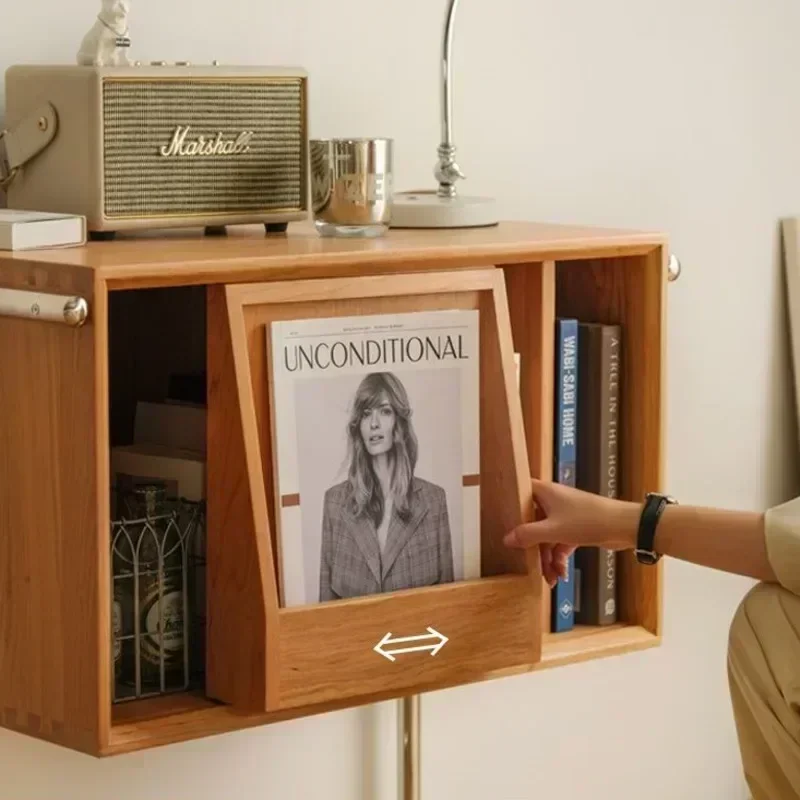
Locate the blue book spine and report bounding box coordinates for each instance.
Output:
[551,318,578,633]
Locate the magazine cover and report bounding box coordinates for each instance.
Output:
[267,308,481,608]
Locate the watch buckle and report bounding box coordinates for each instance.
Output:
[634,548,660,565]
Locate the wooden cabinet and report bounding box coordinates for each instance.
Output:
[0,220,670,756]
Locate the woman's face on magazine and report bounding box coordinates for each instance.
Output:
[360,392,395,456]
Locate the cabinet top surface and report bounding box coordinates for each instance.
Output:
[0,219,666,289]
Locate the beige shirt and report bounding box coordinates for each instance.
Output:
[765,497,800,595]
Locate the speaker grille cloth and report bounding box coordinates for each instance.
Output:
[102,79,304,217]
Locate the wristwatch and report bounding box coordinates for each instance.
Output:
[634,492,678,565]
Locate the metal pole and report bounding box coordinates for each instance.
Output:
[398,694,421,800]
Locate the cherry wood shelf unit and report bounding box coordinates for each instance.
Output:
[0,220,669,757]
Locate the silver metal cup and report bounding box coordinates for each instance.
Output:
[310,138,394,237]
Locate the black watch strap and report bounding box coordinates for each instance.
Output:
[634,492,677,565]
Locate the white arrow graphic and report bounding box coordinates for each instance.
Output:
[373,627,449,662]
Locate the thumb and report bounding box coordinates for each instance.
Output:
[503,518,556,549]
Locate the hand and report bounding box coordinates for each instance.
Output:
[503,478,641,587]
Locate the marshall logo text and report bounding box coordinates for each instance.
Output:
[159,125,254,157]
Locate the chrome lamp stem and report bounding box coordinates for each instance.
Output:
[435,0,465,198]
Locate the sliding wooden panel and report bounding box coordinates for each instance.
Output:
[209,268,542,713]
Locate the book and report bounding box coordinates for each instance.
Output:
[574,322,621,626]
[267,308,481,608]
[0,209,86,250]
[551,318,577,632]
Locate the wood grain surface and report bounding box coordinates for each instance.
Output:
[0,270,104,754]
[0,220,665,290]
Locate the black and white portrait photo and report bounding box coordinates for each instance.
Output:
[268,309,481,608]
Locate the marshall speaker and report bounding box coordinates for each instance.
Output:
[1,64,309,239]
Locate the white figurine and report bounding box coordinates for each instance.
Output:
[76,0,131,67]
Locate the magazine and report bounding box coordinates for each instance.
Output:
[267,308,481,607]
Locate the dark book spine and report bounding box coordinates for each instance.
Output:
[551,318,577,633]
[575,323,621,626]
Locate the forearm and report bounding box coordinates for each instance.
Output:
[617,501,778,584]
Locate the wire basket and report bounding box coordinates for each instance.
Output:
[110,484,206,703]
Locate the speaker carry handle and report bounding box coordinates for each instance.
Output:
[0,102,59,191]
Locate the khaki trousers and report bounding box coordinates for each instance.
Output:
[728,582,800,799]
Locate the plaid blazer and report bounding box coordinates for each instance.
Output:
[319,476,454,601]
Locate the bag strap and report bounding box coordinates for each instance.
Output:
[0,102,59,191]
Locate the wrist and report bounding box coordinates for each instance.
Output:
[607,499,642,550]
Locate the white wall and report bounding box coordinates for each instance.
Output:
[1,0,799,797]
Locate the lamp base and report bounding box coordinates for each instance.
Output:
[389,190,498,229]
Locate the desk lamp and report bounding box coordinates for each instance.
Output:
[391,0,498,229]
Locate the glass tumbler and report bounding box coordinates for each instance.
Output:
[310,138,394,237]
